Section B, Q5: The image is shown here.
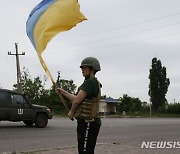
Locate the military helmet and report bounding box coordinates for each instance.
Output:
[80,57,101,72]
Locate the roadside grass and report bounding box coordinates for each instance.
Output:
[110,111,180,118]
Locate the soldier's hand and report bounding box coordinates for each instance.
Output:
[68,110,74,121]
[55,88,62,94]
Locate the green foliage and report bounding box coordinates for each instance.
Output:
[48,79,77,114]
[149,57,170,111]
[13,68,49,105]
[167,103,180,114]
[13,68,77,115]
[13,64,177,116]
[117,94,142,112]
[47,85,64,114]
[58,79,77,95]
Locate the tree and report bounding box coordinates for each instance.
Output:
[58,79,77,95]
[167,103,180,114]
[148,57,170,111]
[48,78,77,114]
[13,68,78,114]
[13,67,49,105]
[117,94,142,112]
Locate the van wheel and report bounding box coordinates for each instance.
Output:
[35,114,48,128]
[23,120,34,126]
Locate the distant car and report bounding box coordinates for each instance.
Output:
[0,89,52,128]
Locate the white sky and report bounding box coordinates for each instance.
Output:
[0,0,180,103]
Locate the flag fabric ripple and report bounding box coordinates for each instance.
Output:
[26,0,87,82]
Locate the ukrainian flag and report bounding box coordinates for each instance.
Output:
[26,0,87,82]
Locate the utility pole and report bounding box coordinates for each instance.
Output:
[8,43,25,93]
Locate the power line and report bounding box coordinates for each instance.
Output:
[61,32,180,52]
[22,12,180,51]
[65,22,180,47]
[61,12,180,40]
[100,45,164,59]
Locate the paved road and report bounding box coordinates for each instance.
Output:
[0,118,180,154]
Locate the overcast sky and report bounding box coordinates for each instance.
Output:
[0,0,180,103]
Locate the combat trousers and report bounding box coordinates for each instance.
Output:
[77,118,101,154]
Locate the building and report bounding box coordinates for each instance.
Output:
[99,98,120,116]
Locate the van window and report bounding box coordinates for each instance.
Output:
[0,91,8,102]
[11,94,26,105]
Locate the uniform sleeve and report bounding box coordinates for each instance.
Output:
[79,79,93,97]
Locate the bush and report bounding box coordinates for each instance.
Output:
[117,94,142,113]
[167,103,180,114]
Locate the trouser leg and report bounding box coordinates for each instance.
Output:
[77,119,101,154]
[86,121,101,154]
[77,119,87,154]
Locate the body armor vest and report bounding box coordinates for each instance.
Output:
[75,80,101,121]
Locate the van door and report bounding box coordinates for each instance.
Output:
[0,91,11,120]
[10,94,32,121]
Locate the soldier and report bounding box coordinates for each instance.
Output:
[56,57,102,154]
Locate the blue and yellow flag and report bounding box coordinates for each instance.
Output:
[26,0,87,82]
